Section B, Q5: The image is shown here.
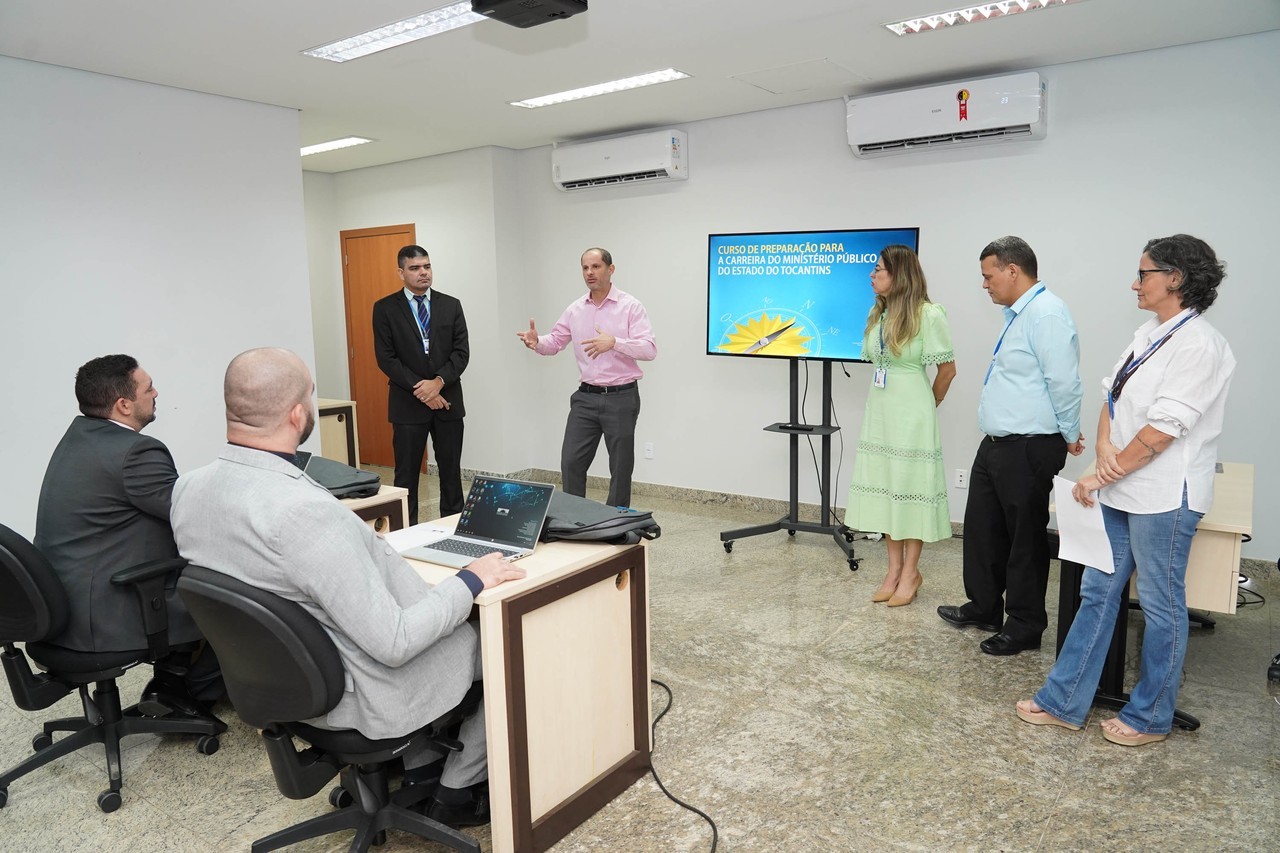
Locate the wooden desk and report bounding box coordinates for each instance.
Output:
[406,532,652,853]
[317,397,359,467]
[1177,462,1253,614]
[342,485,409,534]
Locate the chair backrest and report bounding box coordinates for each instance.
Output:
[0,523,69,644]
[177,565,345,729]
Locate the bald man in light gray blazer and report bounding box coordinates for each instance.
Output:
[171,347,524,823]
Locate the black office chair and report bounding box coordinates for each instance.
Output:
[177,564,481,853]
[0,523,225,812]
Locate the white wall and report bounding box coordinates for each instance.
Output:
[306,32,1279,559]
[2,57,314,538]
[305,171,345,398]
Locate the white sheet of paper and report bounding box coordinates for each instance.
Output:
[1052,475,1114,573]
[384,522,454,553]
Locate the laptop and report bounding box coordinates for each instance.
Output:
[400,475,555,568]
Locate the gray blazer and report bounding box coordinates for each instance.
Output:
[34,416,201,652]
[171,444,478,739]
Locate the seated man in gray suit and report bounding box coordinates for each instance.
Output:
[171,347,524,828]
[35,353,222,714]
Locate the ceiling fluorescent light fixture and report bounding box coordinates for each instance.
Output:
[884,0,1089,36]
[301,137,374,157]
[511,68,691,109]
[302,2,485,62]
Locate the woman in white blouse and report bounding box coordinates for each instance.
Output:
[1015,234,1236,746]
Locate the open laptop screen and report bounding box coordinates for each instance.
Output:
[454,476,552,549]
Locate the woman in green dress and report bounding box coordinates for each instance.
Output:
[846,245,956,606]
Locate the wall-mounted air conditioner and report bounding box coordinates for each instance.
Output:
[552,129,687,191]
[846,72,1046,158]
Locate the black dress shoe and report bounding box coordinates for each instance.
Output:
[426,786,490,828]
[400,758,446,790]
[937,604,1000,633]
[980,632,1042,656]
[138,678,209,718]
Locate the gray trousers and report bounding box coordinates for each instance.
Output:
[405,635,487,787]
[560,384,640,508]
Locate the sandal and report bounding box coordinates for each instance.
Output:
[1099,720,1167,746]
[1015,699,1081,730]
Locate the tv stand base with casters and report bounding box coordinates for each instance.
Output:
[719,359,860,571]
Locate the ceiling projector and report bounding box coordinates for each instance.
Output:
[471,0,587,28]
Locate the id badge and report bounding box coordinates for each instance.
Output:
[423,337,430,355]
[873,367,887,388]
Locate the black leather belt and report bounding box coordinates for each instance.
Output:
[579,381,637,394]
[986,433,1056,442]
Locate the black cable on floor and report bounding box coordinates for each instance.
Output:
[649,678,718,852]
[1236,580,1265,609]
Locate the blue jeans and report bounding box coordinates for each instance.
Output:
[1034,488,1202,733]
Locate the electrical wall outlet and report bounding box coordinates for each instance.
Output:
[643,441,655,460]
[954,469,969,489]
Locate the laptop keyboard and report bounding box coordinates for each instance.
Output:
[431,538,520,560]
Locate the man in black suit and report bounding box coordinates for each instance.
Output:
[35,354,222,713]
[373,245,470,523]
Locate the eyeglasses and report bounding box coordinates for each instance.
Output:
[872,266,887,274]
[1136,268,1172,281]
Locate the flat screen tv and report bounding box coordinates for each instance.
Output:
[706,227,920,362]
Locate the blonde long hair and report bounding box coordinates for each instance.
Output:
[863,244,931,355]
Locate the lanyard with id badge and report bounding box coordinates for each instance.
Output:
[1107,310,1198,419]
[873,317,888,388]
[984,285,1045,385]
[412,294,431,355]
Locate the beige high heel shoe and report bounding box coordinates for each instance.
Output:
[871,575,898,603]
[886,575,922,607]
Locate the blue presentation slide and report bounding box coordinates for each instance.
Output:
[706,228,919,362]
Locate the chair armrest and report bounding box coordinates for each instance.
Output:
[262,725,342,799]
[110,557,189,660]
[2,644,73,712]
[110,557,189,586]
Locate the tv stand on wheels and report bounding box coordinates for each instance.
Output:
[719,359,860,570]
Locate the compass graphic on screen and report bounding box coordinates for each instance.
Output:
[715,311,819,356]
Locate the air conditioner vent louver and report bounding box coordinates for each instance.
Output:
[858,124,1034,156]
[559,169,670,190]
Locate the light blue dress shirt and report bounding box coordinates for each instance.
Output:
[977,284,1082,442]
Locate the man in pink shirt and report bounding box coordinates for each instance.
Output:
[517,248,657,507]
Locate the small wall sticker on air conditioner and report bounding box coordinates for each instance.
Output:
[846,71,1046,158]
[552,129,688,191]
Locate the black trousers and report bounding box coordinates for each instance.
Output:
[560,385,640,508]
[961,434,1067,642]
[393,418,465,524]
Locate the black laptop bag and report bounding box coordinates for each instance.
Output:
[540,491,661,545]
[304,455,381,499]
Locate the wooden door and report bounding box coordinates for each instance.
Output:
[341,224,415,468]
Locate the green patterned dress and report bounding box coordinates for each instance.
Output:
[845,301,954,542]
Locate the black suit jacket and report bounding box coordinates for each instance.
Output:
[372,288,469,423]
[34,416,201,652]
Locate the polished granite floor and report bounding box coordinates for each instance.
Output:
[2,475,1276,852]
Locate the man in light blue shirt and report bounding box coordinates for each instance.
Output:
[938,236,1083,656]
